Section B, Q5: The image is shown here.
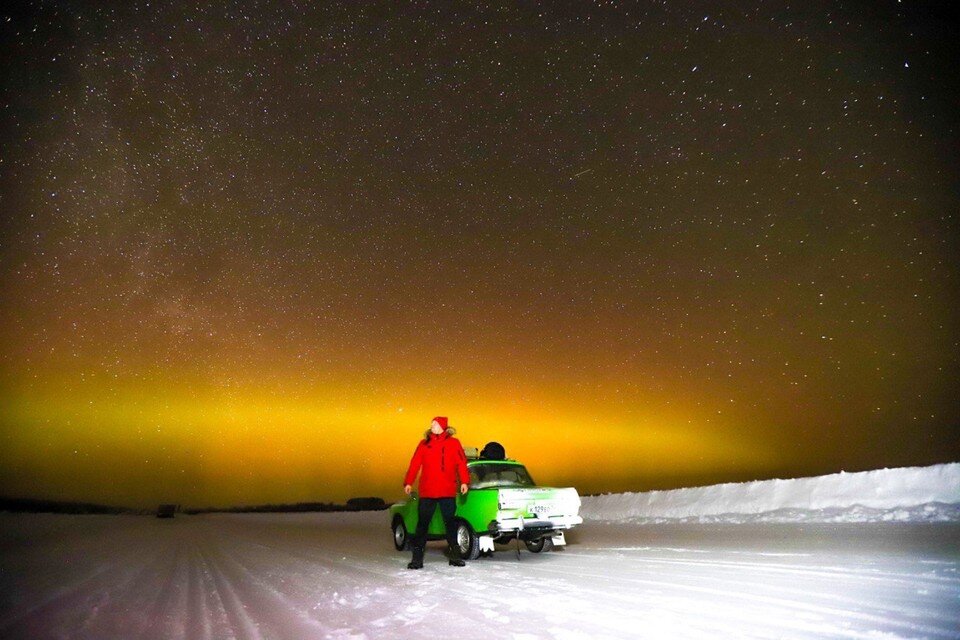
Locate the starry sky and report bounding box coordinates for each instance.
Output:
[1,1,957,509]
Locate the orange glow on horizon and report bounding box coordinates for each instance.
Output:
[1,376,782,508]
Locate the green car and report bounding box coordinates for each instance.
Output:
[390,451,583,560]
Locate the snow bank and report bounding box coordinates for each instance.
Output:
[581,463,960,524]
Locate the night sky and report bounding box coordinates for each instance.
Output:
[1,1,957,508]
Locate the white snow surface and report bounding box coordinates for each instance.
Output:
[581,463,960,524]
[1,463,958,639]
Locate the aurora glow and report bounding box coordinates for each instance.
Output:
[1,1,957,508]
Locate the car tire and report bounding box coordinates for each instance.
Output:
[525,536,555,553]
[455,519,481,560]
[392,516,411,551]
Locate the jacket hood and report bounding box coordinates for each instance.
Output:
[424,427,456,440]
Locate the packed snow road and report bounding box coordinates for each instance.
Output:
[0,512,957,639]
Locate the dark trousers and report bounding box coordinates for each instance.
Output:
[412,497,459,561]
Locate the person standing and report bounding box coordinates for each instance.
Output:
[403,416,470,569]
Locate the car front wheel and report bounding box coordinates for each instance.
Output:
[525,536,555,553]
[455,520,481,560]
[392,517,411,551]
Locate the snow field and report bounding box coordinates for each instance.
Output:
[1,462,958,639]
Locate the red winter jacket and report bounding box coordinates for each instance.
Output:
[403,428,470,498]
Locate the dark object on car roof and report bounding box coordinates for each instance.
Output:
[480,441,506,460]
[156,504,178,518]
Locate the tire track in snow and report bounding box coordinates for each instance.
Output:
[213,518,426,588]
[185,543,215,640]
[212,529,438,635]
[207,529,373,597]
[196,544,263,640]
[217,527,514,638]
[78,541,185,640]
[139,540,191,639]
[83,539,186,639]
[195,525,330,639]
[0,537,173,638]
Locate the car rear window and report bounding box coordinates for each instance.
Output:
[469,463,536,489]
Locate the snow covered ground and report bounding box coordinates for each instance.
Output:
[582,463,960,524]
[1,464,958,639]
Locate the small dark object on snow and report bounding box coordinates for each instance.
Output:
[346,497,387,511]
[156,504,178,518]
[480,441,506,460]
[407,559,423,569]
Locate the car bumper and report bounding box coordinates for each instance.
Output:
[493,514,583,534]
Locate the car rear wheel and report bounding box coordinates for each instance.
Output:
[392,516,411,551]
[525,536,555,553]
[455,520,481,560]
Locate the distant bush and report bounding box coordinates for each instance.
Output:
[183,498,392,514]
[0,497,134,515]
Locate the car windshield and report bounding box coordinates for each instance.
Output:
[469,463,536,489]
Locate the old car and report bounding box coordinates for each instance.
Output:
[389,444,583,560]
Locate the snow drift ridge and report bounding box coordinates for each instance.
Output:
[580,463,960,524]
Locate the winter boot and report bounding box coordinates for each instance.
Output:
[408,546,424,570]
[447,547,465,567]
